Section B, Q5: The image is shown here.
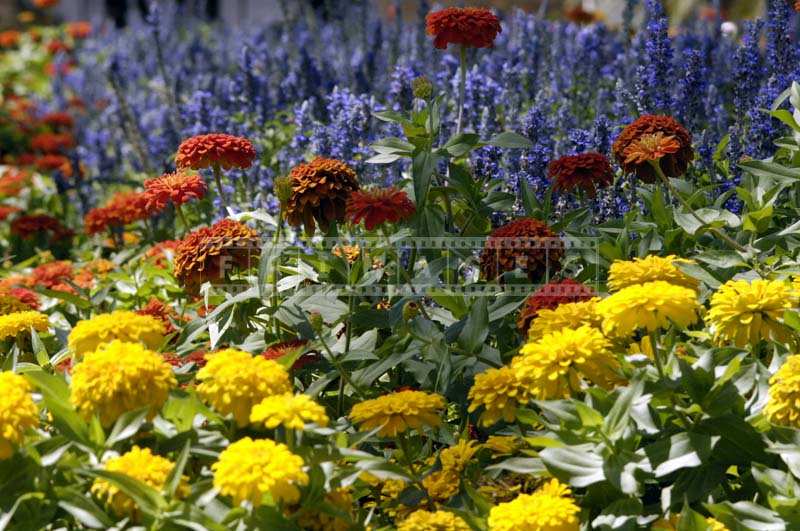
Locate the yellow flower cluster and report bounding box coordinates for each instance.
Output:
[488,479,580,531]
[349,390,445,437]
[69,340,176,426]
[0,372,38,459]
[468,366,525,426]
[597,281,700,337]
[212,437,308,506]
[295,488,353,531]
[706,518,730,531]
[196,349,291,426]
[250,392,329,430]
[423,439,480,501]
[67,310,165,355]
[91,446,188,519]
[706,279,798,348]
[528,298,601,339]
[607,255,698,292]
[765,354,800,428]
[398,509,471,531]
[0,310,49,341]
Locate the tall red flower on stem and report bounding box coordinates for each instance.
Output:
[144,172,207,211]
[612,115,694,183]
[479,218,564,283]
[175,133,256,171]
[346,187,416,231]
[548,152,614,197]
[425,7,502,49]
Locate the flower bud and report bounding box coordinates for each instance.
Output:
[308,311,324,334]
[412,76,433,101]
[402,301,420,322]
[273,175,293,205]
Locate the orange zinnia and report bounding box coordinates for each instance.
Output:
[479,218,564,283]
[175,133,256,170]
[285,157,360,235]
[144,171,207,211]
[612,115,694,183]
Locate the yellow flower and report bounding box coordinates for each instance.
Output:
[196,349,291,427]
[607,255,698,292]
[0,296,33,316]
[295,488,353,531]
[423,469,460,501]
[349,390,445,437]
[596,281,700,337]
[398,509,471,531]
[440,439,480,474]
[488,479,580,531]
[212,437,308,506]
[528,298,602,339]
[765,354,800,428]
[468,366,525,427]
[68,310,165,356]
[0,372,38,459]
[250,393,329,430]
[706,518,729,531]
[484,436,520,455]
[513,325,622,400]
[0,311,49,341]
[706,279,798,348]
[70,340,176,426]
[91,446,188,519]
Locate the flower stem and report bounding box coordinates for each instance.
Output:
[456,45,467,134]
[271,209,283,337]
[175,203,190,233]
[212,163,229,210]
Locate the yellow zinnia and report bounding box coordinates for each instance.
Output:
[349,390,445,437]
[250,393,329,430]
[607,254,698,292]
[706,517,730,531]
[0,311,49,341]
[706,279,798,348]
[488,479,580,531]
[398,509,471,531]
[0,372,38,459]
[513,325,623,400]
[196,349,291,427]
[764,354,800,428]
[596,281,700,337]
[212,437,308,506]
[528,298,602,339]
[67,310,165,356]
[468,366,525,426]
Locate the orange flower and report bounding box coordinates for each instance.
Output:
[517,278,596,334]
[33,0,59,8]
[35,154,72,176]
[612,115,694,183]
[146,240,180,267]
[346,187,416,231]
[173,219,260,293]
[0,30,21,49]
[41,112,74,130]
[0,287,40,310]
[10,214,73,241]
[66,21,92,39]
[622,132,681,166]
[83,191,159,234]
[46,39,70,55]
[163,349,207,368]
[29,261,73,290]
[426,7,502,49]
[175,133,256,170]
[0,205,20,220]
[479,218,564,283]
[286,157,360,235]
[137,298,180,336]
[262,339,319,370]
[0,170,28,197]
[144,172,207,211]
[547,152,614,197]
[30,132,75,153]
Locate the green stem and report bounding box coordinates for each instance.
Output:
[271,210,283,337]
[456,45,467,134]
[175,203,190,233]
[212,163,229,210]
[317,332,365,417]
[648,330,665,379]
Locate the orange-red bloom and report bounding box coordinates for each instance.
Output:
[426,7,502,49]
[175,133,256,170]
[548,152,614,197]
[173,219,260,293]
[29,261,73,290]
[612,115,694,183]
[33,0,59,7]
[262,339,319,370]
[83,191,159,234]
[41,112,74,130]
[30,132,75,153]
[346,187,415,231]
[66,21,92,39]
[146,240,180,267]
[0,205,20,220]
[622,132,681,166]
[35,154,72,176]
[516,278,596,333]
[286,157,360,235]
[479,218,564,283]
[144,172,207,211]
[10,214,73,240]
[0,170,28,197]
[0,30,21,49]
[136,298,180,336]
[0,287,40,310]
[46,39,70,55]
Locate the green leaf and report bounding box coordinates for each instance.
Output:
[540,445,606,487]
[707,501,786,531]
[740,159,800,183]
[486,131,533,149]
[166,440,191,497]
[604,377,644,440]
[105,407,149,447]
[643,432,719,478]
[457,297,488,353]
[412,150,437,212]
[442,132,480,158]
[79,469,166,517]
[769,109,800,132]
[592,498,643,530]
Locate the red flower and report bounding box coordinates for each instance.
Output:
[175,133,256,170]
[46,39,70,55]
[146,240,180,267]
[0,31,21,49]
[30,261,73,290]
[0,287,40,310]
[144,171,207,211]
[286,157,360,235]
[163,350,207,368]
[479,218,564,283]
[516,278,596,333]
[0,205,20,220]
[35,154,72,176]
[612,115,694,183]
[66,21,92,40]
[547,152,614,197]
[41,112,74,130]
[137,298,180,336]
[0,170,28,197]
[262,339,317,370]
[346,187,416,230]
[10,214,73,241]
[83,191,159,235]
[33,0,59,7]
[30,132,75,153]
[426,7,502,49]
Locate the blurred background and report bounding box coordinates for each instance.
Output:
[0,0,770,29]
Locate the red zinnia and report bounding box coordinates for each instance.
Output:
[66,21,92,40]
[548,152,614,197]
[425,7,502,49]
[144,171,207,211]
[516,278,596,334]
[29,261,73,290]
[262,339,318,370]
[10,214,73,241]
[46,39,70,55]
[33,0,59,7]
[479,218,564,283]
[35,154,72,176]
[41,112,74,130]
[0,170,28,197]
[612,115,694,183]
[175,133,256,171]
[346,187,416,231]
[163,349,207,369]
[2,287,40,310]
[286,157,360,235]
[0,205,20,220]
[30,132,75,153]
[0,30,21,49]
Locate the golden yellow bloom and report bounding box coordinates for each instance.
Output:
[440,439,480,474]
[706,518,729,531]
[484,436,520,455]
[68,310,165,356]
[423,469,460,501]
[212,437,308,506]
[607,255,698,292]
[196,349,291,427]
[0,372,38,459]
[513,325,622,400]
[596,281,700,337]
[70,340,176,426]
[380,479,412,518]
[706,279,798,348]
[488,479,580,531]
[0,311,49,341]
[295,488,353,531]
[91,446,188,519]
[332,244,361,263]
[528,298,602,339]
[765,354,800,428]
[398,509,471,531]
[349,390,445,437]
[468,366,525,427]
[250,393,329,430]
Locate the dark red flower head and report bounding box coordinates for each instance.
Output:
[516,278,596,334]
[479,218,564,283]
[30,132,75,154]
[35,154,72,176]
[346,187,416,231]
[612,115,694,183]
[286,157,360,235]
[426,7,502,49]
[41,112,74,130]
[10,214,73,241]
[548,152,614,197]
[175,133,256,171]
[144,171,207,211]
